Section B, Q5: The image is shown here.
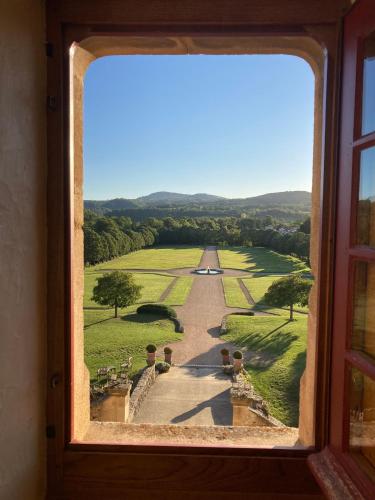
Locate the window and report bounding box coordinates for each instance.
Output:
[46,0,346,497]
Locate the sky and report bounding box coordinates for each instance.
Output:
[84,55,314,200]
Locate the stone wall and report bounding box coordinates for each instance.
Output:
[128,365,156,422]
[231,373,284,427]
[0,2,46,499]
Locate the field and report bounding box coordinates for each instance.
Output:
[84,271,174,309]
[242,275,309,314]
[85,313,181,380]
[222,277,250,309]
[163,277,194,306]
[93,246,204,270]
[218,246,309,273]
[222,315,307,426]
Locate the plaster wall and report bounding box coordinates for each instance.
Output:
[0,1,46,498]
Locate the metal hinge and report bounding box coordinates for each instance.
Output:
[47,96,57,111]
[45,42,54,58]
[46,425,56,439]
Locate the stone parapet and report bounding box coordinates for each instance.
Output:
[231,373,283,427]
[99,382,132,423]
[128,365,156,422]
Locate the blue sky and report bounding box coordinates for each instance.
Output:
[84,55,314,200]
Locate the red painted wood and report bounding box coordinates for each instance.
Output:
[329,0,375,496]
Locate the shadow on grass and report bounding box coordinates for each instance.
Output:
[120,313,166,324]
[225,246,306,273]
[280,349,307,426]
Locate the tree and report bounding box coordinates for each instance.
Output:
[264,274,312,321]
[92,271,142,318]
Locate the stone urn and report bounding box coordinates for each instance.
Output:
[164,346,172,364]
[220,348,230,365]
[146,344,157,366]
[233,351,243,373]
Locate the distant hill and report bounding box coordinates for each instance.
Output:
[227,191,311,207]
[137,191,225,205]
[84,190,311,220]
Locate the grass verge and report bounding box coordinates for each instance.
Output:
[222,277,250,309]
[218,246,309,273]
[222,315,307,426]
[163,277,194,305]
[84,312,182,380]
[92,246,204,270]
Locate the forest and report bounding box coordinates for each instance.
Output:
[84,209,310,266]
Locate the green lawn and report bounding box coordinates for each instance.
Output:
[222,315,307,426]
[242,275,309,314]
[218,246,309,273]
[92,246,204,270]
[84,313,182,380]
[222,277,250,309]
[84,271,174,309]
[163,277,193,306]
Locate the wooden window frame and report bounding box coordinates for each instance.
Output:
[46,0,346,497]
[309,1,375,498]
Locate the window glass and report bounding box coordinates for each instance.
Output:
[357,146,375,248]
[349,367,375,480]
[352,261,375,360]
[362,31,375,136]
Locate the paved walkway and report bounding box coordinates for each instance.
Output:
[133,366,232,425]
[134,246,252,425]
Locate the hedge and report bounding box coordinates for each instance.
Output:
[137,303,177,319]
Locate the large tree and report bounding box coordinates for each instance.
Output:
[264,274,312,321]
[92,271,142,318]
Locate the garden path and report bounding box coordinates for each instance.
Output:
[133,366,232,425]
[162,246,252,365]
[134,246,268,426]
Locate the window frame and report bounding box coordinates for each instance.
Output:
[46,1,343,496]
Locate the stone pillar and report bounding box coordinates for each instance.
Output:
[99,384,131,423]
[232,396,253,426]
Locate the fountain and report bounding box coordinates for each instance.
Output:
[193,265,224,275]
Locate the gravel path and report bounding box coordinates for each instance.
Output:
[161,246,249,365]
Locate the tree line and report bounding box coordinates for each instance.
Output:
[84,209,310,266]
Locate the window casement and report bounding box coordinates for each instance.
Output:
[309,1,375,498]
[45,0,363,497]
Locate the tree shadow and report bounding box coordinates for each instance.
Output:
[228,246,305,273]
[120,312,168,324]
[277,349,307,426]
[84,316,114,329]
[171,388,232,426]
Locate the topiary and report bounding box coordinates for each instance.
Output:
[137,303,177,319]
[146,344,157,353]
[220,348,229,356]
[156,362,170,373]
[164,346,173,354]
[233,350,243,359]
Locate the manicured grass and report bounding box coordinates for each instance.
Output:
[222,277,250,309]
[84,271,174,309]
[242,275,309,314]
[222,315,307,426]
[218,246,309,273]
[84,313,182,380]
[163,277,194,306]
[93,246,204,270]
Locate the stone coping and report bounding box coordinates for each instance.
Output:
[83,421,301,447]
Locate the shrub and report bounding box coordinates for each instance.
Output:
[233,350,243,359]
[156,362,171,373]
[164,347,173,354]
[137,303,177,319]
[220,348,229,356]
[146,344,157,353]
